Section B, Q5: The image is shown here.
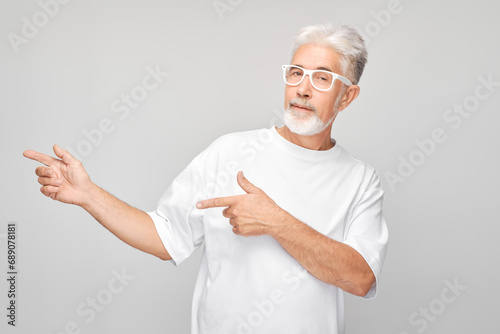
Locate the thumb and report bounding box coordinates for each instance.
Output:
[53,145,78,165]
[237,171,259,194]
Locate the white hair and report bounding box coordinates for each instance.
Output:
[291,23,368,85]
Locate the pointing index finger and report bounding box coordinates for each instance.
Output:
[23,150,59,166]
[196,195,238,209]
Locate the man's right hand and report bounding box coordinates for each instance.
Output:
[23,145,94,206]
[23,144,171,261]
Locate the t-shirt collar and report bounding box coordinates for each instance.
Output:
[269,125,340,162]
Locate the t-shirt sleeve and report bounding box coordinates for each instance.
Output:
[147,153,207,266]
[342,169,389,299]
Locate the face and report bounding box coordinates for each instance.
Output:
[284,44,346,136]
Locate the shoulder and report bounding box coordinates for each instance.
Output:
[335,144,381,188]
[205,127,270,151]
[192,127,270,164]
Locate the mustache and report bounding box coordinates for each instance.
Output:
[288,98,317,113]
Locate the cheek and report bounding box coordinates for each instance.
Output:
[284,87,295,106]
[315,96,336,119]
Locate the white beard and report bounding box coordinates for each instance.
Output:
[284,107,334,136]
[284,97,341,136]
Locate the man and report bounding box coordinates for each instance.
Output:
[24,23,388,333]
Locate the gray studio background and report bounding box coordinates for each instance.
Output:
[1,0,499,333]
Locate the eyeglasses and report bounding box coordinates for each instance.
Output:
[282,65,352,91]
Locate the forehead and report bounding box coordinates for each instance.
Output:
[291,44,342,73]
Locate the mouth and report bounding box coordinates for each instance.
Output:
[291,104,313,112]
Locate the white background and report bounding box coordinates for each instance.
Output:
[1,0,499,333]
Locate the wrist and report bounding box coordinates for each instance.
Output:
[80,182,99,209]
[268,207,292,239]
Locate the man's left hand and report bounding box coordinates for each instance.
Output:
[196,171,286,237]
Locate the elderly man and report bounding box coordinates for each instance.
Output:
[24,23,388,334]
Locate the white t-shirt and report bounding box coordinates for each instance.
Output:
[147,126,388,334]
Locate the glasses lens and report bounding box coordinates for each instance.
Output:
[284,66,335,90]
[285,66,304,85]
[311,71,334,90]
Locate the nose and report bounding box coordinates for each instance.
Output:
[296,74,312,98]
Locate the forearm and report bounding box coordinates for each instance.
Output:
[271,211,375,296]
[81,184,170,260]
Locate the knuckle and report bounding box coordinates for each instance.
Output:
[41,185,58,198]
[239,226,249,237]
[233,226,242,235]
[35,167,44,176]
[38,176,57,186]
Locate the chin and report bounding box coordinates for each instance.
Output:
[284,108,325,136]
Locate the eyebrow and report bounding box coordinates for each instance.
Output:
[293,64,335,73]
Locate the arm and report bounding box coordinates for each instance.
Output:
[23,145,171,261]
[196,171,375,296]
[269,211,375,297]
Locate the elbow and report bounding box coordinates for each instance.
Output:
[352,283,373,297]
[151,241,172,261]
[338,269,375,297]
[329,274,375,297]
[152,248,172,261]
[156,251,172,261]
[353,272,376,297]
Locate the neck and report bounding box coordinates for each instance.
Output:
[276,125,335,151]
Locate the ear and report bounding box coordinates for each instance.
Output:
[337,85,360,112]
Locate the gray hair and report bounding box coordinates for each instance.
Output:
[291,23,368,85]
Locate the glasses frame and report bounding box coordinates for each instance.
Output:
[282,65,352,91]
